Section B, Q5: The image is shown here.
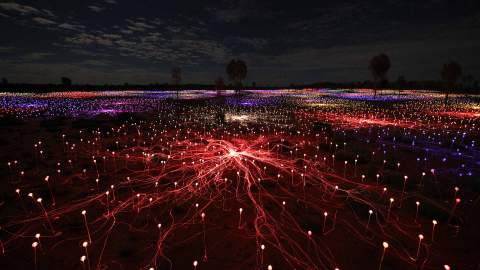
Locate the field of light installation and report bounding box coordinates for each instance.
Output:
[0,89,479,270]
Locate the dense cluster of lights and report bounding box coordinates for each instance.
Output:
[0,89,478,269]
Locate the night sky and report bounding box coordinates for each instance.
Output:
[0,0,479,85]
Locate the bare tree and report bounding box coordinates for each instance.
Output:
[441,61,462,105]
[226,59,247,93]
[61,77,72,86]
[171,67,182,97]
[369,54,391,97]
[215,77,225,95]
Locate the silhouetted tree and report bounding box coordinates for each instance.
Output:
[171,67,182,97]
[440,61,462,105]
[369,54,391,97]
[171,67,182,85]
[61,77,72,86]
[215,77,225,89]
[214,77,225,96]
[226,59,247,93]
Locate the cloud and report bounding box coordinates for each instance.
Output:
[125,18,156,32]
[0,2,40,15]
[21,52,54,61]
[88,5,105,12]
[120,29,133,35]
[58,23,84,31]
[32,17,56,25]
[65,33,96,45]
[41,9,55,17]
[1,0,478,85]
[102,34,122,39]
[65,32,121,47]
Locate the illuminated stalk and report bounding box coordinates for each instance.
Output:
[259,244,265,270]
[447,198,460,224]
[452,187,459,204]
[238,208,243,229]
[112,152,117,172]
[44,176,56,206]
[35,233,42,249]
[80,255,87,270]
[378,242,388,270]
[93,159,99,178]
[137,193,141,213]
[32,242,38,270]
[15,189,28,214]
[105,191,110,216]
[330,185,338,199]
[290,169,294,185]
[201,212,207,261]
[323,212,328,233]
[82,210,92,244]
[414,201,420,223]
[95,178,100,191]
[37,198,55,234]
[82,241,91,270]
[301,173,305,201]
[387,198,394,220]
[366,210,373,230]
[110,185,116,201]
[7,162,12,182]
[416,234,424,260]
[400,175,408,207]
